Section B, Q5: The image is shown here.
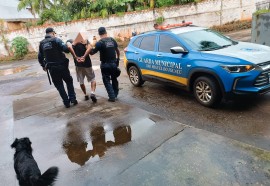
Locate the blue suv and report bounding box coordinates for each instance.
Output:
[124,24,270,107]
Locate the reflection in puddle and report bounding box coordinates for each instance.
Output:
[0,66,28,76]
[62,117,156,166]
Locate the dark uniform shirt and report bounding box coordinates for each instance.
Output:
[90,37,118,62]
[38,34,69,67]
[72,42,92,68]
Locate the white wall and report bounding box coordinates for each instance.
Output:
[1,0,256,56]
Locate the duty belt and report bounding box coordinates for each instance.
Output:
[101,60,116,64]
[46,61,65,67]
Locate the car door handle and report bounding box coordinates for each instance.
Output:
[134,51,139,54]
[157,54,162,57]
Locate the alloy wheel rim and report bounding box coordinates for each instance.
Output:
[196,81,212,103]
[130,69,139,84]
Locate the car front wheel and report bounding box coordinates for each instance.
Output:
[128,66,144,87]
[193,76,222,107]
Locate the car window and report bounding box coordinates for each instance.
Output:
[132,36,142,48]
[139,35,156,51]
[159,35,181,53]
[178,29,235,51]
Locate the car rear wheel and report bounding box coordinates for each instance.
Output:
[128,66,144,87]
[193,76,222,107]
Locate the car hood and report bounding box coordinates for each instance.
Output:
[202,42,270,64]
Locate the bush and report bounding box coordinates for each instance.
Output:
[11,37,29,59]
[156,16,165,24]
[210,20,252,33]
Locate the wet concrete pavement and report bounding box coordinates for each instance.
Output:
[1,29,270,185]
[3,89,270,185]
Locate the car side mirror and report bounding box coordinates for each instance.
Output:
[170,46,188,54]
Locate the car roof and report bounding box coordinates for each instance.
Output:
[131,25,208,43]
[137,25,206,37]
[170,26,206,34]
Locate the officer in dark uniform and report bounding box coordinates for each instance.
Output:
[82,27,120,102]
[38,27,78,108]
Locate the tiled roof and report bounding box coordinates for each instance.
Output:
[0,0,36,21]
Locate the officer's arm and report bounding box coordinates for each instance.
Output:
[38,44,46,69]
[56,38,70,53]
[113,39,120,59]
[116,47,120,59]
[90,42,101,55]
[114,39,120,66]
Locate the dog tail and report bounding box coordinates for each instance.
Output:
[36,166,59,186]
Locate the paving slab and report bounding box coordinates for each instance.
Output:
[2,89,270,186]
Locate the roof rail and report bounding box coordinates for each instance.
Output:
[157,22,193,30]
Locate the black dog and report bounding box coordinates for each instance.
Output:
[11,137,59,186]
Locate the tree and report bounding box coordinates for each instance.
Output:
[150,0,155,8]
[18,0,197,24]
[18,0,53,16]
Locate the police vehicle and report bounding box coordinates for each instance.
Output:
[123,22,270,107]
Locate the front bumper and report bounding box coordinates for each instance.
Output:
[224,75,270,99]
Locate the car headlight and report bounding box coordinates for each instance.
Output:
[220,65,255,73]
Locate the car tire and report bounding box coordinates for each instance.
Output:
[128,66,144,87]
[193,76,222,107]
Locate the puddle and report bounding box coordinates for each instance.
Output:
[62,116,156,166]
[0,66,28,76]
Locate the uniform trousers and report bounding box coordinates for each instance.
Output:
[100,62,119,99]
[49,65,76,105]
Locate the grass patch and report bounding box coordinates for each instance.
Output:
[210,20,252,33]
[0,51,37,63]
[254,9,270,16]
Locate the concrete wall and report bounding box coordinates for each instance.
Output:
[256,0,270,10]
[0,0,256,56]
[251,12,270,46]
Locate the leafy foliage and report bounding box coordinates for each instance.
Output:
[254,9,270,16]
[156,16,165,24]
[18,0,199,24]
[39,8,71,24]
[11,37,29,59]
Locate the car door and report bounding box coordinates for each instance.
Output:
[125,36,142,66]
[156,34,188,86]
[133,34,158,76]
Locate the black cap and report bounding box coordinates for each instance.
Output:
[98,27,106,35]
[45,27,56,34]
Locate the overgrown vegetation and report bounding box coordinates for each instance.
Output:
[155,16,165,24]
[210,20,252,33]
[254,9,270,16]
[18,0,201,24]
[11,37,29,59]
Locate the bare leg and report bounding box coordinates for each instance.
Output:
[80,84,89,100]
[91,81,96,93]
[80,84,86,95]
[90,81,97,103]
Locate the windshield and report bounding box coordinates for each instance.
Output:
[178,29,237,51]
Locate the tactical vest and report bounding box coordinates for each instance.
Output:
[99,37,117,62]
[40,37,66,64]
